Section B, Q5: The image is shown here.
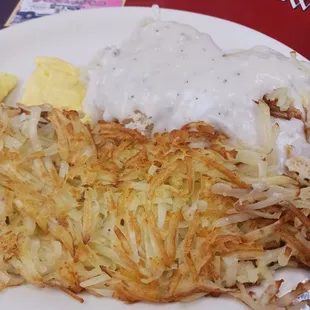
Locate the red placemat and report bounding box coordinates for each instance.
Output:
[125,0,310,60]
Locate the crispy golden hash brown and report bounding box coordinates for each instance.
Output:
[0,103,309,309]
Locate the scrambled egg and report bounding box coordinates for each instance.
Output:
[21,57,86,110]
[0,73,18,103]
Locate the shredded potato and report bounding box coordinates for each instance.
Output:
[0,104,309,309]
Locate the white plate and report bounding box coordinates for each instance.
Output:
[0,7,309,310]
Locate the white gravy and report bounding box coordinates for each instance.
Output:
[84,20,310,167]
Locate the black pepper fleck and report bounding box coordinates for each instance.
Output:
[185,80,189,84]
[195,97,198,100]
[237,72,241,76]
[5,216,10,225]
[112,67,116,71]
[120,219,125,226]
[156,29,159,33]
[113,50,120,56]
[181,49,183,52]
[223,79,228,83]
[130,95,135,99]
[177,93,180,96]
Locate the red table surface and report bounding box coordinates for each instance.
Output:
[125,0,310,60]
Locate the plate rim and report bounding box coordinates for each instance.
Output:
[1,6,308,61]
